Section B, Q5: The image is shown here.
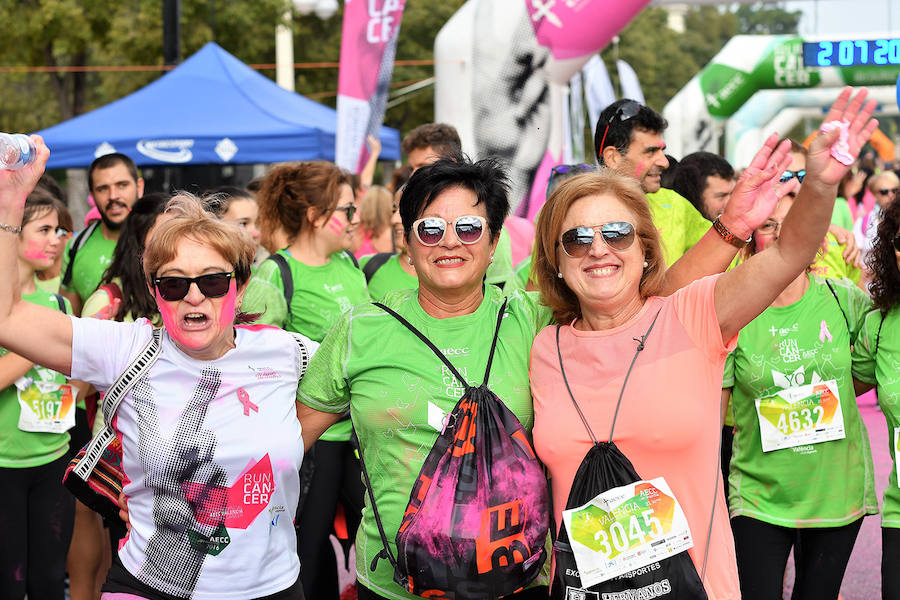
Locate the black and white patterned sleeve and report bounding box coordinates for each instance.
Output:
[288,332,320,381]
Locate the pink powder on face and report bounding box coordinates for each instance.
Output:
[328,216,345,235]
[23,241,48,262]
[635,162,646,179]
[219,282,237,326]
[155,289,189,346]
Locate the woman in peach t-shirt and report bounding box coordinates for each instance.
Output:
[528,88,875,600]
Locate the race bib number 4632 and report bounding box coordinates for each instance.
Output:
[561,477,693,587]
[755,379,844,452]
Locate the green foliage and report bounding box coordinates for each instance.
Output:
[735,2,802,35]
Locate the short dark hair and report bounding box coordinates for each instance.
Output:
[594,99,667,166]
[401,123,462,158]
[400,156,509,243]
[88,153,139,191]
[671,152,735,212]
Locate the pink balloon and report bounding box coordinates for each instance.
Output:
[525,0,651,60]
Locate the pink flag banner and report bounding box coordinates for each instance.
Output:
[335,0,406,172]
[524,0,650,60]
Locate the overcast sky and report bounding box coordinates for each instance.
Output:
[785,0,897,37]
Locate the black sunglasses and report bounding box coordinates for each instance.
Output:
[893,235,900,252]
[780,169,806,184]
[876,187,900,197]
[154,272,234,302]
[558,222,636,258]
[597,100,642,157]
[334,205,357,222]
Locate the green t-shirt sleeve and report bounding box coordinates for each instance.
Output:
[296,308,352,413]
[684,200,712,248]
[59,238,73,293]
[833,199,854,230]
[851,309,882,384]
[242,259,288,328]
[722,351,735,388]
[845,278,873,342]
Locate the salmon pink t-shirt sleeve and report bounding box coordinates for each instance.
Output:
[530,274,740,600]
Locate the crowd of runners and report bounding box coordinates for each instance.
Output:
[1,85,899,600]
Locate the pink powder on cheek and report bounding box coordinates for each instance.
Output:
[218,283,237,326]
[23,241,48,261]
[328,216,344,235]
[155,290,190,346]
[635,162,646,179]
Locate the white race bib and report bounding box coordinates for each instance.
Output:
[754,379,844,452]
[16,378,77,434]
[561,477,693,587]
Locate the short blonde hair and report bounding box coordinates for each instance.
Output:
[533,170,666,324]
[143,193,255,288]
[360,185,393,236]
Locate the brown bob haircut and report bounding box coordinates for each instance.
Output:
[533,170,666,324]
[256,161,351,253]
[143,194,256,291]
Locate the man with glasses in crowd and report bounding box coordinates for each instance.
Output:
[594,99,713,266]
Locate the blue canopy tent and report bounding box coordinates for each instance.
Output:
[36,42,401,168]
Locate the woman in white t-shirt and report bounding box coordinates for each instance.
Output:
[0,142,317,600]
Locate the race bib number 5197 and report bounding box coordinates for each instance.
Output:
[16,380,77,434]
[561,477,693,587]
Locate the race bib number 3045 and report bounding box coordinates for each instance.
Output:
[16,381,77,434]
[561,477,693,588]
[755,380,844,452]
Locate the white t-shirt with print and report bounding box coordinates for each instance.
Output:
[70,317,317,600]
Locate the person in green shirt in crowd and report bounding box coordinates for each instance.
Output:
[296,156,553,600]
[0,190,76,599]
[851,199,900,598]
[242,160,369,600]
[360,188,418,301]
[723,187,877,599]
[61,153,144,315]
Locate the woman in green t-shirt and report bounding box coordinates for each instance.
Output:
[243,161,369,600]
[296,156,554,600]
[851,199,900,598]
[724,190,877,599]
[0,191,75,598]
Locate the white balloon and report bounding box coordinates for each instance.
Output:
[293,0,316,15]
[314,0,339,19]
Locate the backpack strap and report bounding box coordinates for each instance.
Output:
[824,279,852,345]
[62,221,100,288]
[344,249,360,268]
[363,252,395,283]
[53,293,67,313]
[350,424,404,583]
[876,310,887,354]
[72,328,163,481]
[265,253,293,321]
[372,298,508,389]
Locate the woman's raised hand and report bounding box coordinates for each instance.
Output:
[719,135,798,239]
[807,87,878,187]
[0,135,49,210]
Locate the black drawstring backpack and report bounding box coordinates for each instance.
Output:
[352,299,549,599]
[550,312,714,600]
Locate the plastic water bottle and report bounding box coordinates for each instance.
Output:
[0,133,36,170]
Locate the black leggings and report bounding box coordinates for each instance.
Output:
[358,584,549,599]
[731,515,862,600]
[297,439,364,600]
[883,528,900,599]
[0,455,75,600]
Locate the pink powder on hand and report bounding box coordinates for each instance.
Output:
[820,119,854,166]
